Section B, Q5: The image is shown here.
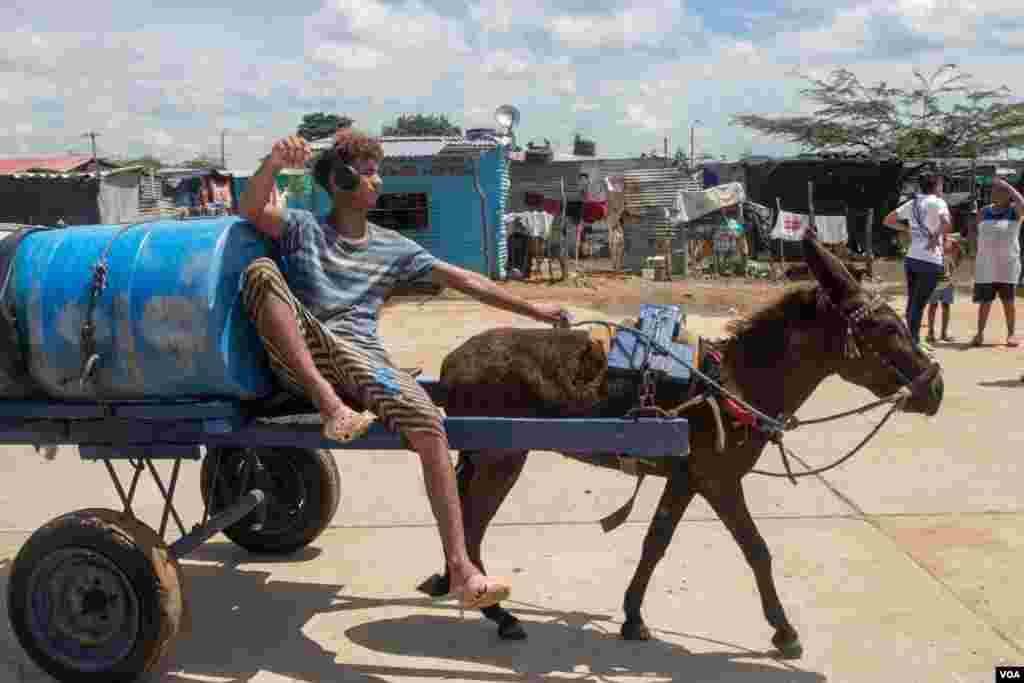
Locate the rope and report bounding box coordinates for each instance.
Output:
[751,391,908,482]
[78,220,162,389]
[784,392,907,427]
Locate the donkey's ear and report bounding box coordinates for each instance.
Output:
[802,230,859,302]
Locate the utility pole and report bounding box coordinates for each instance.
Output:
[689,121,702,169]
[82,131,101,175]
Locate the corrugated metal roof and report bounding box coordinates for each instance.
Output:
[7,165,148,180]
[310,135,496,159]
[381,138,450,158]
[0,155,103,175]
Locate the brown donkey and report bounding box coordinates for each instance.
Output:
[418,234,944,658]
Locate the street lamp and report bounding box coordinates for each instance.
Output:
[494,104,520,150]
[220,129,230,169]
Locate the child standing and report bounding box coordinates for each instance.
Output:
[926,234,963,343]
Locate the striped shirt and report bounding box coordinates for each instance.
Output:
[275,209,437,345]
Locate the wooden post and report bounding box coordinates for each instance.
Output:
[679,224,688,278]
[807,180,816,239]
[776,197,785,267]
[864,207,874,278]
[968,159,978,254]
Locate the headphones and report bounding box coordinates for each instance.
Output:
[333,163,360,191]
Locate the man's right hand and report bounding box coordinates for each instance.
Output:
[268,136,312,171]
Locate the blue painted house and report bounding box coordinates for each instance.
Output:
[305,136,510,279]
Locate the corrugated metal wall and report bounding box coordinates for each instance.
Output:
[477,146,508,278]
[619,167,702,273]
[507,157,682,260]
[138,172,176,220]
[507,157,673,209]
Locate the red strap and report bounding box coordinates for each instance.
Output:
[723,397,756,426]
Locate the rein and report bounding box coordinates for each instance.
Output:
[569,290,939,485]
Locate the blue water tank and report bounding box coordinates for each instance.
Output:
[11,217,277,400]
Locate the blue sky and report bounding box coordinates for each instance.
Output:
[2,0,1023,169]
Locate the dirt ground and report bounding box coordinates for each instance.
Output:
[389,257,924,320]
[388,255,993,324]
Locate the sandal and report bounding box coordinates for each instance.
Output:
[1007,336,1020,348]
[970,334,984,347]
[322,409,377,443]
[436,575,511,614]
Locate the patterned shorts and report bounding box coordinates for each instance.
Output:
[241,258,446,442]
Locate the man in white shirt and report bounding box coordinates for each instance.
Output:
[883,173,952,346]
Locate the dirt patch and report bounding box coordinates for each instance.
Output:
[387,271,801,320]
[385,257,933,321]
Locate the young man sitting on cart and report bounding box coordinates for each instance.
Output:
[238,130,570,611]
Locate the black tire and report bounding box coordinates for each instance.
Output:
[7,508,185,683]
[200,447,340,554]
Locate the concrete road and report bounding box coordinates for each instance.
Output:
[0,297,1021,682]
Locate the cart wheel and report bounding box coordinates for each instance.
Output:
[7,508,185,683]
[200,447,340,554]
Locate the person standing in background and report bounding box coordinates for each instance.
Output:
[883,173,952,348]
[970,176,1024,347]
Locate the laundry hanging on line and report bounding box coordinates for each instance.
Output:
[771,211,848,244]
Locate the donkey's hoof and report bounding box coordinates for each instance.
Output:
[772,630,803,659]
[621,619,651,641]
[416,573,450,597]
[497,618,527,641]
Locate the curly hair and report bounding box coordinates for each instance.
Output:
[918,172,945,194]
[313,128,384,192]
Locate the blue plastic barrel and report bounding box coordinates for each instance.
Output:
[11,217,277,400]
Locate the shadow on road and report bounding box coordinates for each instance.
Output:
[344,603,826,683]
[0,541,826,682]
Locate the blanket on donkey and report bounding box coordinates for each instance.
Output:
[440,328,609,418]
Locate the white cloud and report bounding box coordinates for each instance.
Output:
[547,0,691,50]
[893,0,981,45]
[621,103,673,131]
[773,0,1024,57]
[470,0,544,33]
[5,0,1024,169]
[305,0,473,100]
[995,27,1024,48]
[573,97,600,113]
[311,43,387,71]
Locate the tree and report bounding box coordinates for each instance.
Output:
[382,113,461,137]
[183,154,225,170]
[732,64,1024,158]
[297,113,354,141]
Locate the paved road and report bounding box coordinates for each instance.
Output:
[0,298,1020,682]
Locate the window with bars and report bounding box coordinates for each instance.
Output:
[369,193,430,233]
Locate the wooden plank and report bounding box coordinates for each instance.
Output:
[2,415,689,458]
